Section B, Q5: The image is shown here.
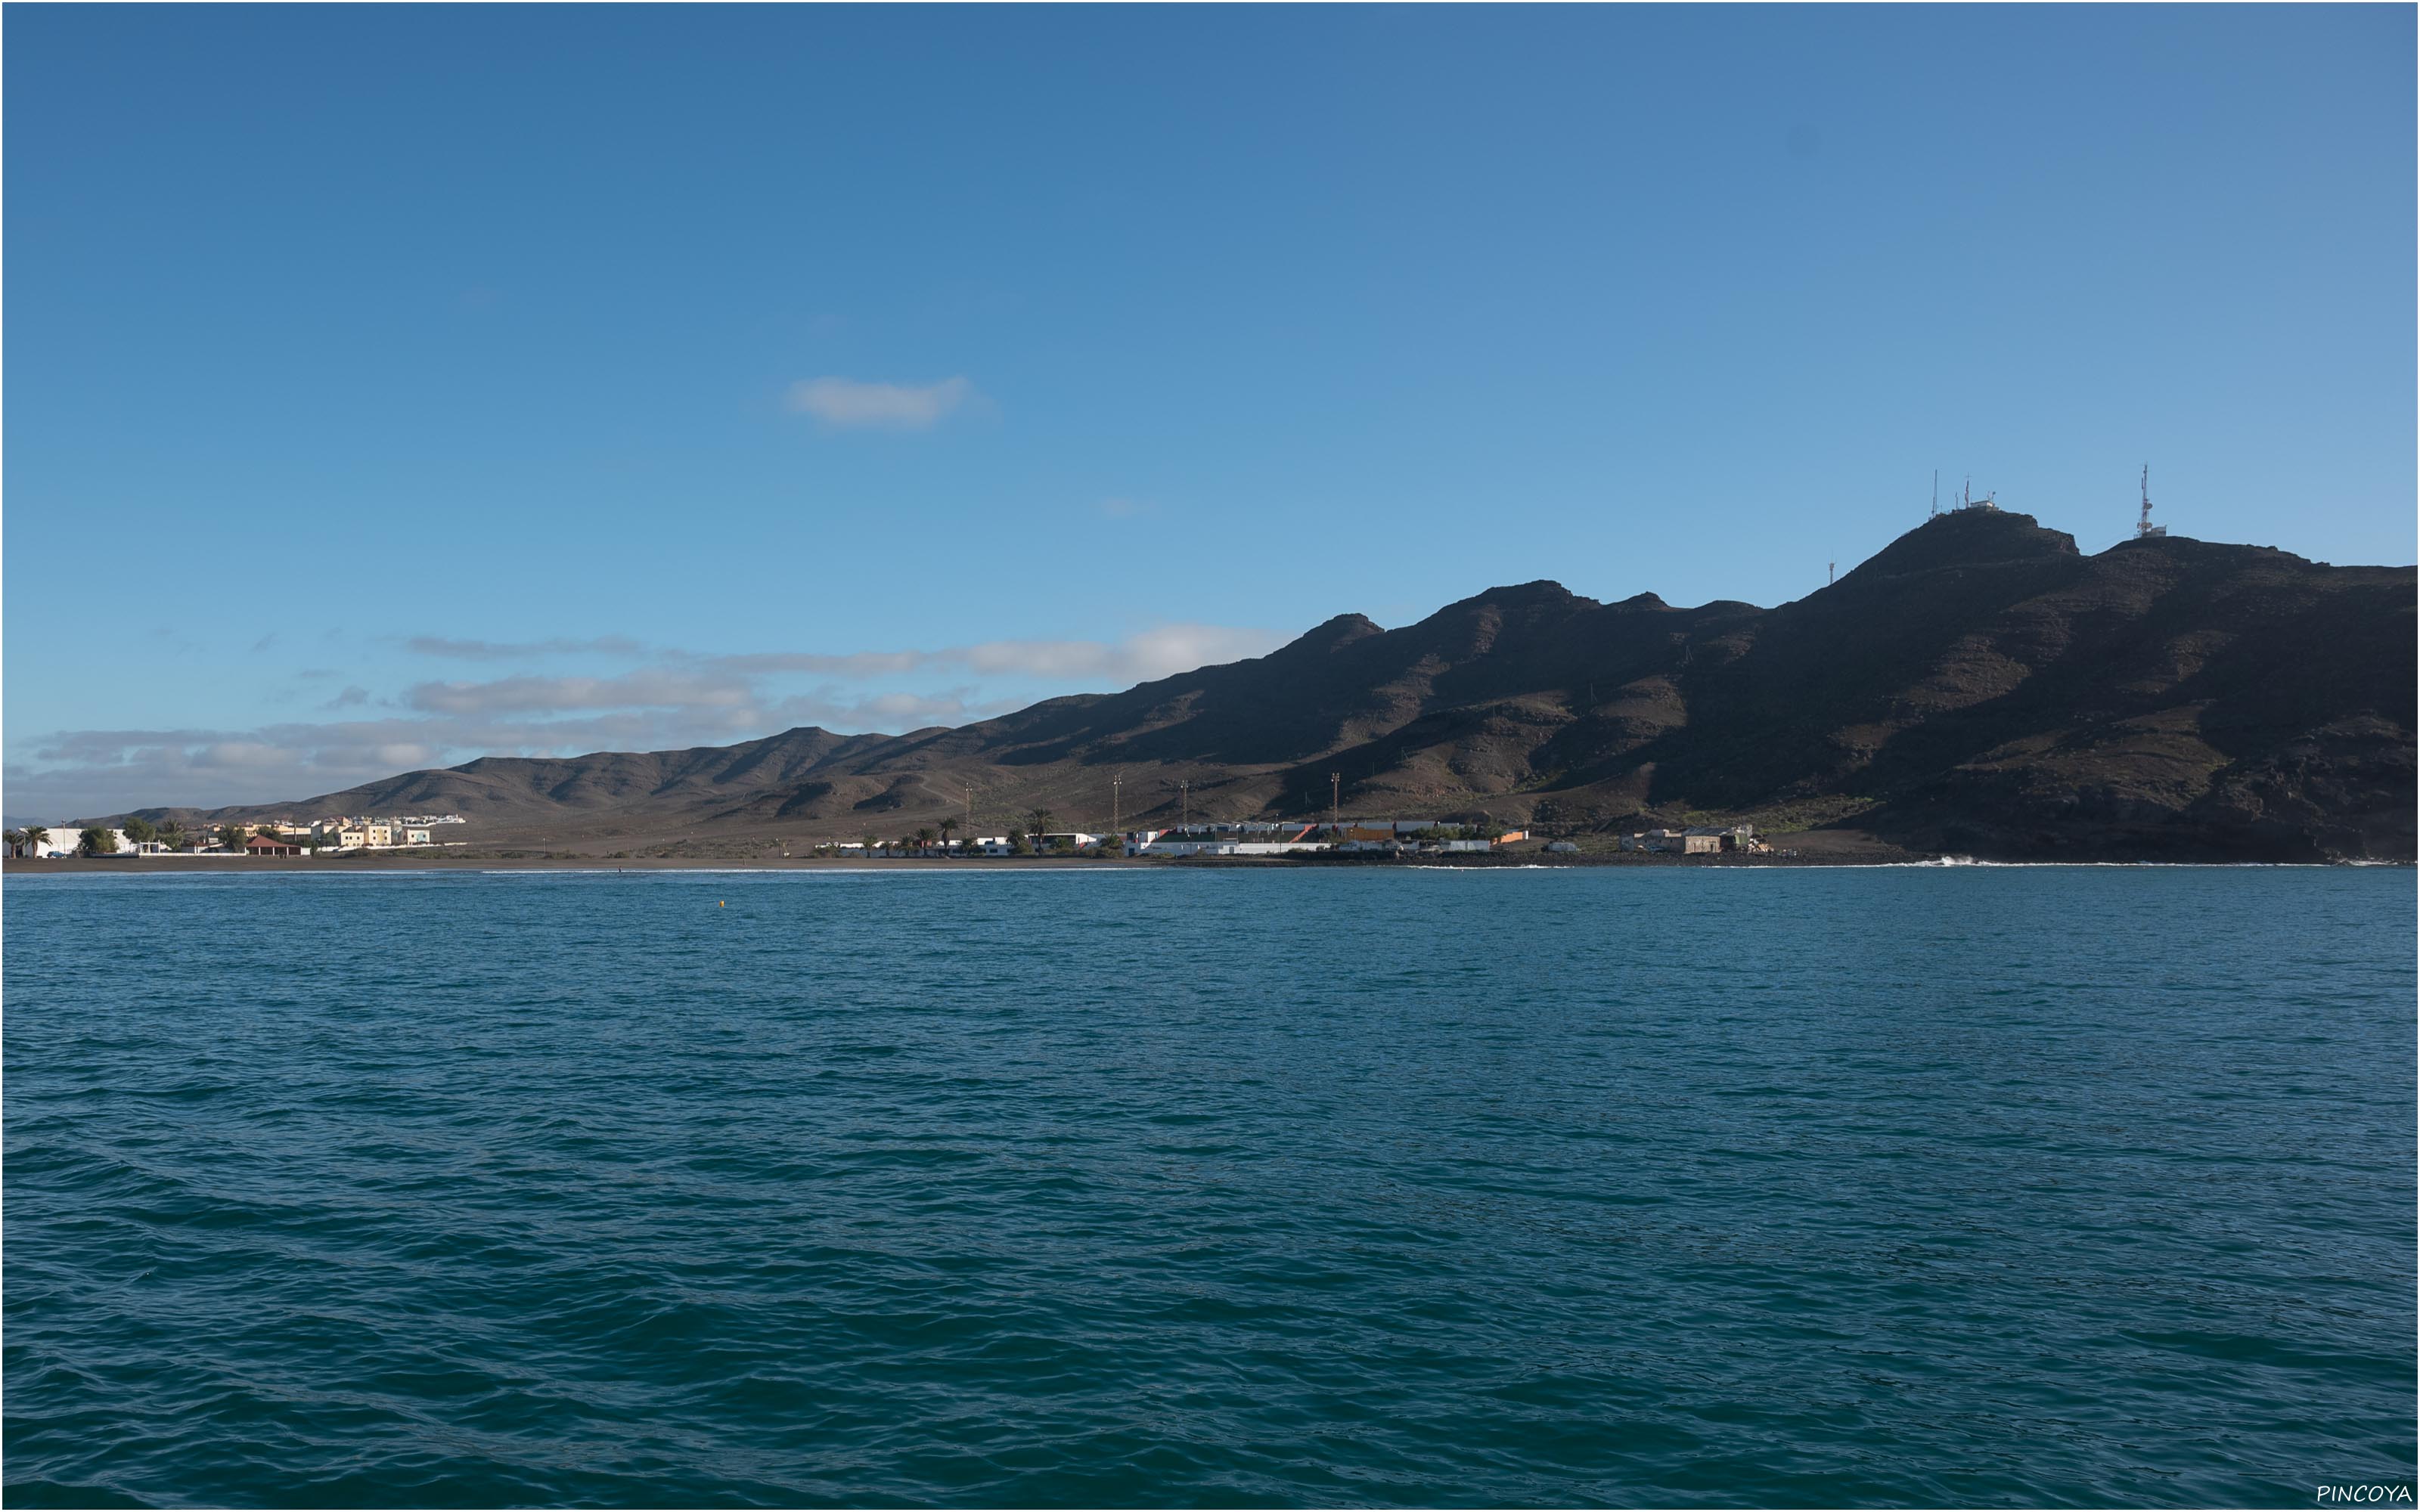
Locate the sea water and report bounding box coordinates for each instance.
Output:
[5,866,2412,1507]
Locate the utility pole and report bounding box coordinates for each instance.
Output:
[1178,779,1190,829]
[1111,772,1122,835]
[1330,772,1341,831]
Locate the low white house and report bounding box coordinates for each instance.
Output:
[23,826,129,857]
[1138,838,1239,857]
[1133,835,1332,857]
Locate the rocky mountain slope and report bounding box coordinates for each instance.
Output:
[141,511,2414,860]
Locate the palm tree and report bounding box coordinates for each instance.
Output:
[914,826,936,853]
[1028,808,1055,839]
[938,815,960,850]
[3,829,21,858]
[22,826,48,858]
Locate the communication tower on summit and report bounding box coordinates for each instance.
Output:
[1931,470,1939,519]
[1956,476,1998,512]
[2136,464,2167,539]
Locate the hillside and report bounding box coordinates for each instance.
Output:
[132,511,2415,861]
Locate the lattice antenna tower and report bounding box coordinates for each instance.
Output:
[2136,463,2167,538]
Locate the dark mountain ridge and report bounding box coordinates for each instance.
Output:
[120,511,2415,860]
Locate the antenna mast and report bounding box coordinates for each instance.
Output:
[1931,469,1938,519]
[2136,463,2166,538]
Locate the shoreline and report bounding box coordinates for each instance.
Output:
[6,851,2403,875]
[0,853,1767,873]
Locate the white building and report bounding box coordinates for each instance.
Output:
[23,826,128,857]
[1132,835,1332,857]
[1137,837,1239,857]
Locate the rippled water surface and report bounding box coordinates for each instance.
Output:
[6,866,2413,1507]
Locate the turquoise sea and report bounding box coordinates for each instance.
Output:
[5,866,2413,1507]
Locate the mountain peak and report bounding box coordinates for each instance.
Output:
[1277,612,1384,656]
[1855,510,2080,579]
[1416,580,1592,626]
[1475,579,1582,605]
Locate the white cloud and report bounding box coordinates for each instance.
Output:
[693,624,1282,686]
[0,690,1019,820]
[784,375,973,430]
[697,649,930,679]
[950,624,1281,683]
[765,686,1015,731]
[405,669,757,717]
[397,626,1281,719]
[191,742,293,770]
[405,635,644,660]
[5,711,772,820]
[8,621,1287,816]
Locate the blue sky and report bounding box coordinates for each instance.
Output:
[7,4,2413,819]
